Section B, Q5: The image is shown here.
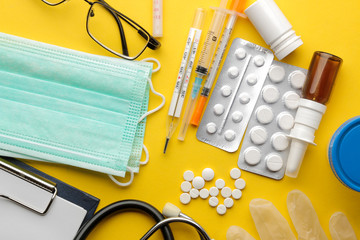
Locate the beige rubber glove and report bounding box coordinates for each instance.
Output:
[329,212,358,240]
[249,198,296,240]
[226,226,256,240]
[287,190,328,240]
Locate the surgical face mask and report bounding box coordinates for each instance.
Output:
[0,32,162,183]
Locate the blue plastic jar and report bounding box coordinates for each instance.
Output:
[329,116,360,192]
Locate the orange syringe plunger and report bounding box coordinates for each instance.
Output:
[286,51,343,178]
[230,0,246,13]
[302,51,343,105]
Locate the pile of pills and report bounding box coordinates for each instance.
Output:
[180,168,246,215]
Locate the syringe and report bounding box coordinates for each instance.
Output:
[178,0,230,141]
[164,8,206,153]
[190,0,246,126]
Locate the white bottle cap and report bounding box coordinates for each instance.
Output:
[245,0,303,60]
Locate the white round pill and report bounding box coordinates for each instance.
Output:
[202,168,215,181]
[230,168,241,179]
[221,187,232,198]
[277,112,295,130]
[262,85,280,103]
[224,198,234,208]
[256,105,274,124]
[232,189,242,200]
[250,126,268,145]
[235,178,246,190]
[246,73,258,86]
[239,92,250,104]
[190,188,200,198]
[269,65,286,83]
[209,186,219,197]
[213,104,225,116]
[232,111,243,123]
[289,70,306,89]
[244,147,261,165]
[217,204,227,215]
[265,154,283,172]
[192,176,205,189]
[224,130,236,141]
[228,66,239,79]
[206,122,217,134]
[283,91,300,110]
[221,85,232,97]
[183,170,194,181]
[271,132,289,151]
[254,55,265,67]
[215,179,225,189]
[200,188,210,199]
[209,196,219,207]
[235,48,247,60]
[180,193,191,205]
[181,181,192,192]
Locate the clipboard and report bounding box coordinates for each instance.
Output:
[0,157,100,240]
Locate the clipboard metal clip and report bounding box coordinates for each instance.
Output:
[0,157,57,215]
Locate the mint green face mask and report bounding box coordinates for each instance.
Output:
[0,32,153,178]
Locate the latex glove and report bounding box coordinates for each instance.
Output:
[329,212,358,240]
[226,226,256,240]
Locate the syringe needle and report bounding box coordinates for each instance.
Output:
[163,137,170,154]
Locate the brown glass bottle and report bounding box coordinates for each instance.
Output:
[302,51,343,104]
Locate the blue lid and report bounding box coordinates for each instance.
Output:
[329,116,360,192]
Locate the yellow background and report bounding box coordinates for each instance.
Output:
[1,0,360,239]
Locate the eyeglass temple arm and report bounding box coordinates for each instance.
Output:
[110,10,129,56]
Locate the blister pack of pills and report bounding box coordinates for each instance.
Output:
[237,61,307,179]
[197,38,274,152]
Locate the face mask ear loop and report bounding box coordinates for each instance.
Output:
[141,57,161,73]
[108,167,134,187]
[139,144,149,165]
[138,77,165,123]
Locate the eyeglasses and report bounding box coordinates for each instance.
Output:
[41,0,161,60]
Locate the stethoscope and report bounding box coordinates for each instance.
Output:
[74,199,212,240]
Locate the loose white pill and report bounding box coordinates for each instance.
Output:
[239,92,250,104]
[256,105,274,124]
[180,193,191,205]
[217,204,227,215]
[283,91,300,110]
[221,187,232,198]
[224,198,234,208]
[228,66,239,79]
[202,168,215,181]
[215,179,225,189]
[254,55,265,67]
[246,73,258,85]
[277,112,294,130]
[181,181,192,192]
[235,48,247,60]
[183,170,194,181]
[262,85,280,103]
[209,187,219,197]
[213,104,225,116]
[232,111,243,123]
[265,154,283,172]
[269,65,286,83]
[206,122,217,134]
[224,130,236,141]
[289,70,306,89]
[200,188,210,199]
[230,168,241,179]
[232,189,242,200]
[209,197,219,207]
[190,188,200,198]
[250,126,268,145]
[235,178,246,190]
[192,176,205,189]
[244,147,261,165]
[221,85,232,97]
[271,132,289,151]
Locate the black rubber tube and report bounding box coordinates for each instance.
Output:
[74,200,174,240]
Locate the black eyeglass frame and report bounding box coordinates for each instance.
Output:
[41,0,161,60]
